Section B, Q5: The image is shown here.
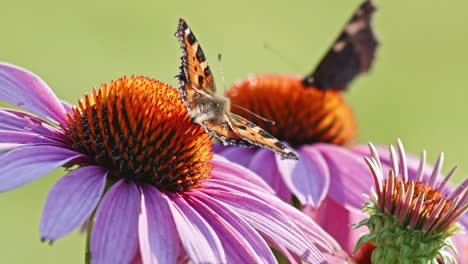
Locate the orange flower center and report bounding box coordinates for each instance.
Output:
[227,74,357,147]
[384,177,453,230]
[63,76,213,192]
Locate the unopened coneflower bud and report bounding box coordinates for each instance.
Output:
[355,140,467,263]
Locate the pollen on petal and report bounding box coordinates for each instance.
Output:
[63,76,213,191]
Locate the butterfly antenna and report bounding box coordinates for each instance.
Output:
[263,42,302,72]
[218,53,227,95]
[232,104,276,125]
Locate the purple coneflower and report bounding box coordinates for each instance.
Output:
[0,63,347,263]
[215,1,378,259]
[353,141,468,263]
[355,140,467,263]
[214,75,374,259]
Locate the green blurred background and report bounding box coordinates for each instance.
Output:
[1,0,467,262]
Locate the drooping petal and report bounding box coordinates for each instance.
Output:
[191,190,277,263]
[205,168,281,204]
[203,178,344,257]
[248,149,292,202]
[138,185,178,264]
[315,144,371,212]
[214,146,256,167]
[186,199,262,263]
[0,63,67,124]
[265,237,301,264]
[167,193,226,263]
[245,189,346,258]
[40,166,107,241]
[0,131,66,150]
[304,198,366,256]
[0,145,87,192]
[211,155,274,195]
[91,180,141,264]
[0,108,65,141]
[209,189,327,263]
[276,146,330,207]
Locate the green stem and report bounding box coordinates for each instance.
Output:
[85,211,96,264]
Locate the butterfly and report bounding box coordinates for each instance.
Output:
[175,18,298,160]
[302,0,379,91]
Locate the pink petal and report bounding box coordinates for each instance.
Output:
[0,63,67,124]
[451,233,468,263]
[61,100,74,116]
[0,143,23,150]
[315,144,371,212]
[139,186,178,264]
[460,213,468,229]
[187,200,260,263]
[190,190,276,263]
[0,145,87,191]
[211,154,274,195]
[91,180,141,264]
[210,190,326,263]
[248,149,292,202]
[0,109,65,141]
[203,178,345,258]
[303,198,366,256]
[130,252,143,264]
[204,171,279,203]
[0,130,65,150]
[353,144,433,181]
[276,146,330,207]
[40,166,107,241]
[215,146,256,167]
[266,237,302,264]
[167,193,226,263]
[247,190,346,257]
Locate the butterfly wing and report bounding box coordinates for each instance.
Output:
[176,18,216,110]
[202,119,254,147]
[303,0,378,91]
[227,114,298,160]
[176,19,297,160]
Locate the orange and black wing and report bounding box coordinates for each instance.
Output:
[303,0,378,91]
[176,18,216,109]
[202,119,253,148]
[227,114,298,160]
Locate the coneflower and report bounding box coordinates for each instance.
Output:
[0,63,347,263]
[215,1,379,259]
[355,140,467,263]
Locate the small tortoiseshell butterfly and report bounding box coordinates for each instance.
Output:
[175,18,298,160]
[303,0,378,91]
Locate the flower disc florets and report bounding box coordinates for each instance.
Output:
[64,76,213,191]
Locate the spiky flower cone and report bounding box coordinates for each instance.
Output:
[355,140,467,263]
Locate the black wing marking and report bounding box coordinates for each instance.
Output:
[202,119,254,148]
[227,114,298,160]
